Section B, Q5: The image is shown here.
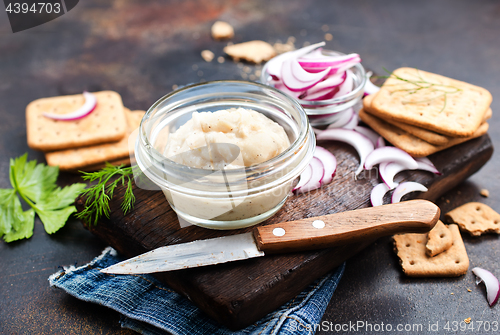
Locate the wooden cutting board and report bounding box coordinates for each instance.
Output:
[76,134,493,330]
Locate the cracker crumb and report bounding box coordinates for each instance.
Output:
[321,24,329,32]
[446,199,450,203]
[211,21,234,40]
[464,317,471,324]
[324,33,333,41]
[201,50,214,62]
[451,292,454,295]
[467,288,472,292]
[217,56,225,63]
[480,189,490,197]
[172,84,178,90]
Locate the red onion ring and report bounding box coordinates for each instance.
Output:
[391,182,428,203]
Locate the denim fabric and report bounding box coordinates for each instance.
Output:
[49,247,345,335]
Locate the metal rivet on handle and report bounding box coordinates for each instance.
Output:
[273,228,286,237]
[312,220,325,229]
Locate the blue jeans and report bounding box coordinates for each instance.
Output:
[49,247,345,335]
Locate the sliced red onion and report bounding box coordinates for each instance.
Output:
[327,108,355,129]
[472,267,500,307]
[300,58,361,75]
[313,146,337,184]
[306,72,346,94]
[294,157,324,193]
[353,126,379,145]
[43,91,97,121]
[317,128,374,176]
[416,161,441,175]
[267,42,326,79]
[379,161,404,189]
[364,71,381,96]
[376,136,386,148]
[298,54,360,71]
[300,48,324,59]
[282,58,331,92]
[293,164,312,192]
[275,83,304,99]
[364,147,418,170]
[391,182,428,203]
[302,86,339,101]
[342,112,359,130]
[312,127,323,136]
[371,183,390,207]
[380,159,441,190]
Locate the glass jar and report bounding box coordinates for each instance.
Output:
[135,81,315,229]
[260,50,366,127]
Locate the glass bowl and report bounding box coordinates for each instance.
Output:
[134,80,315,230]
[260,49,366,126]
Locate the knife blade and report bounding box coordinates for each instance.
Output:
[101,199,439,274]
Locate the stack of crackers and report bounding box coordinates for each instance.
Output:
[360,67,492,157]
[26,91,145,171]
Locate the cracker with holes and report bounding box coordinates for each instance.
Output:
[26,91,127,151]
[45,109,144,171]
[445,202,500,236]
[426,220,453,257]
[370,68,492,137]
[393,224,469,277]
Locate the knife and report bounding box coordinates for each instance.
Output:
[101,199,439,274]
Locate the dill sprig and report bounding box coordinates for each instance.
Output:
[76,163,136,226]
[381,68,462,113]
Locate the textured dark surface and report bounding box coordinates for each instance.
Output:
[1,0,499,334]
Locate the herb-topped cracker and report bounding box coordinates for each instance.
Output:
[370,68,492,137]
[26,91,127,151]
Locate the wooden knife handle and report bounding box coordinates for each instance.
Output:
[253,199,440,254]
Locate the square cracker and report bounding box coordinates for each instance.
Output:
[27,91,127,151]
[445,202,500,236]
[359,109,488,157]
[393,224,469,277]
[426,220,453,257]
[364,94,492,145]
[370,68,492,137]
[45,109,145,171]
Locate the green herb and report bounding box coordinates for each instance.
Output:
[76,163,136,226]
[0,154,86,242]
[381,68,462,113]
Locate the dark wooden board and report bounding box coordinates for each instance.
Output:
[76,134,493,330]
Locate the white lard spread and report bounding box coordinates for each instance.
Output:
[164,108,290,169]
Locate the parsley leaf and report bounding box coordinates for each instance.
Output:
[0,153,86,242]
